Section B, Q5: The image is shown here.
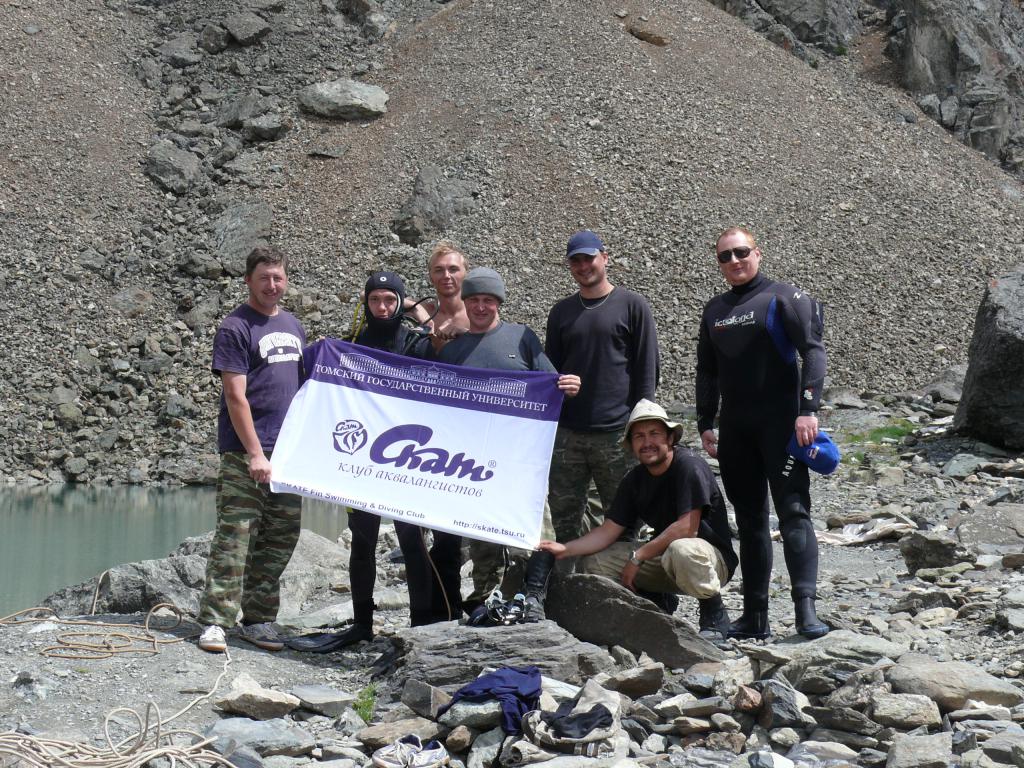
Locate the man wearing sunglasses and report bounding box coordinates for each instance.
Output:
[545,230,660,546]
[695,227,829,641]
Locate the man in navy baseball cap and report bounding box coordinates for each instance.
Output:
[546,229,660,552]
[565,230,606,258]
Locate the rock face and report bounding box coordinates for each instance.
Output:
[706,0,859,56]
[955,266,1024,450]
[895,0,1024,172]
[297,79,388,119]
[391,620,614,687]
[546,574,725,668]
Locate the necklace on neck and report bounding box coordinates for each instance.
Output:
[579,289,613,310]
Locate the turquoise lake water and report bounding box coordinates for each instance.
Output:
[0,486,349,616]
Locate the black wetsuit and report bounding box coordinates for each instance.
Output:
[349,321,461,625]
[695,272,826,607]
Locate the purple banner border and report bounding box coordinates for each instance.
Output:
[303,338,564,422]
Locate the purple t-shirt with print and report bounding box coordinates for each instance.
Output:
[212,304,306,454]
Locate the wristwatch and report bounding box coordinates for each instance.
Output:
[628,550,643,566]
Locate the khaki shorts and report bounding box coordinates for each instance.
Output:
[580,538,728,599]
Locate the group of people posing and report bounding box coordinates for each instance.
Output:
[194,226,831,655]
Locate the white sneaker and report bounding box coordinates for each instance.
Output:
[372,734,423,768]
[238,622,285,651]
[198,625,227,653]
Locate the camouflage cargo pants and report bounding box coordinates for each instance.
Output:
[197,452,302,628]
[464,501,556,610]
[547,427,636,543]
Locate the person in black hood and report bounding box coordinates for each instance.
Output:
[356,271,432,357]
[287,271,460,653]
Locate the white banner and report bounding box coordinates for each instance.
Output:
[270,339,564,549]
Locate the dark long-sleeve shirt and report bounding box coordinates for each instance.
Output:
[545,287,659,432]
[695,273,826,434]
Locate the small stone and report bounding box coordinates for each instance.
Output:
[356,718,442,750]
[445,725,474,753]
[224,12,272,45]
[290,684,355,718]
[870,692,941,729]
[437,700,502,730]
[885,732,952,768]
[199,24,230,54]
[157,34,202,68]
[297,79,388,119]
[214,673,300,720]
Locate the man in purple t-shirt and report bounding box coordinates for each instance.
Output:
[197,245,306,654]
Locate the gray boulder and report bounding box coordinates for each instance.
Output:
[224,12,272,46]
[392,620,614,687]
[956,503,1024,552]
[887,654,1024,711]
[885,732,952,768]
[297,79,388,120]
[955,266,1024,450]
[43,530,349,618]
[770,630,908,695]
[145,141,202,194]
[898,530,972,575]
[547,574,725,667]
[391,165,480,246]
[43,550,207,616]
[207,717,315,757]
[217,91,266,129]
[212,201,273,277]
[243,114,289,142]
[156,34,202,68]
[199,24,230,54]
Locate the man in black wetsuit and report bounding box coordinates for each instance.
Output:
[288,272,460,653]
[695,227,830,640]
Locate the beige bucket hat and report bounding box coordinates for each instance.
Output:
[620,399,684,450]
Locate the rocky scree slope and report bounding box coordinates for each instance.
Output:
[1,0,1022,485]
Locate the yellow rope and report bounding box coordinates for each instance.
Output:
[0,603,186,660]
[350,301,366,341]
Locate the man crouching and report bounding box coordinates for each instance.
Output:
[538,400,737,642]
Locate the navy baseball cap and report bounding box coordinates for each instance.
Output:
[566,230,605,259]
[787,431,841,475]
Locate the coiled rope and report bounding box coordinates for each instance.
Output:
[0,582,237,767]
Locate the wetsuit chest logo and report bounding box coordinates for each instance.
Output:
[714,311,755,329]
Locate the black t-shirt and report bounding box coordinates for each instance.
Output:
[607,446,737,579]
[545,287,659,432]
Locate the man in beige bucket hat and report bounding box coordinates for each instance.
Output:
[538,399,737,641]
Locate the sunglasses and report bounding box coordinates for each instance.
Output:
[716,246,754,263]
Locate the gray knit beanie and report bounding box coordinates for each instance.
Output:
[461,267,506,302]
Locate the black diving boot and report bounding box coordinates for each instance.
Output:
[522,550,555,622]
[728,595,771,640]
[697,594,731,642]
[794,596,830,639]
